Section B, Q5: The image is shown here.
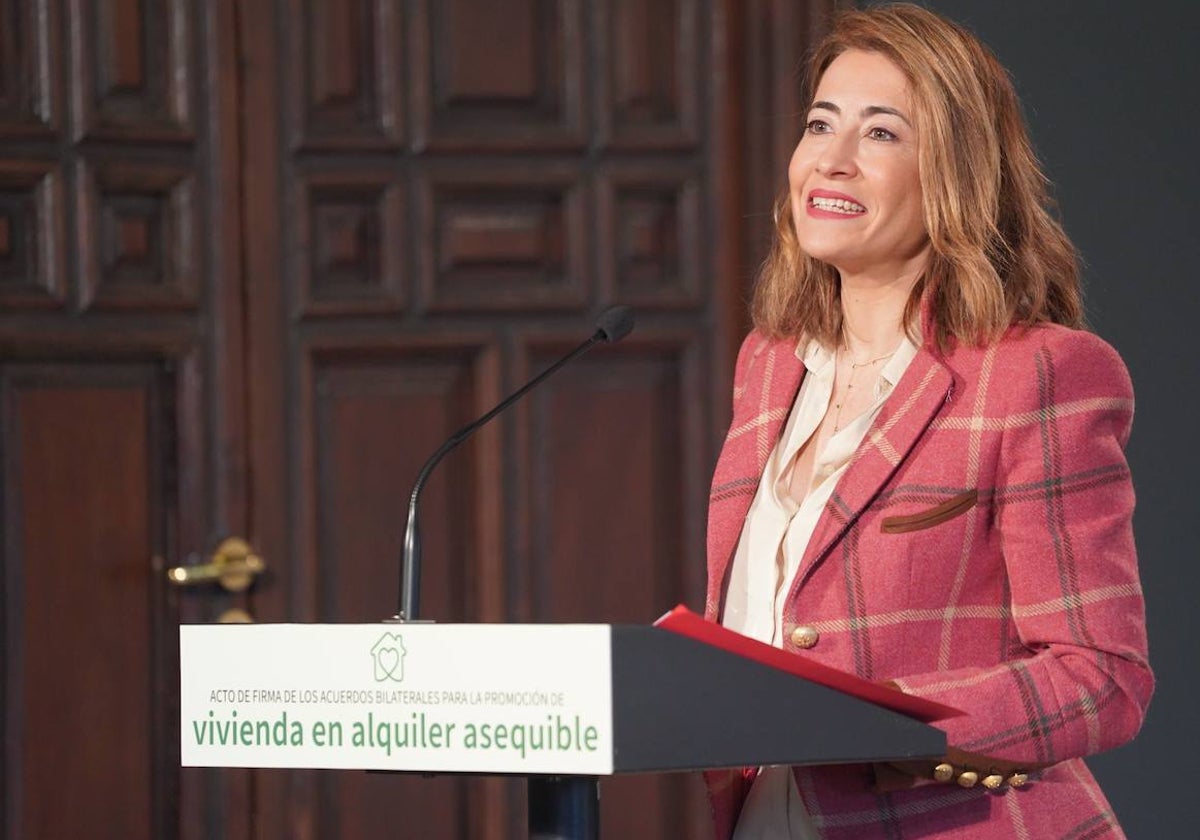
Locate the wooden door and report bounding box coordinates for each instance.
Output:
[1,1,835,838]
[0,1,252,838]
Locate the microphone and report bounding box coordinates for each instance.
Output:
[393,306,635,622]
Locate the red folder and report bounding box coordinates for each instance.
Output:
[654,605,962,723]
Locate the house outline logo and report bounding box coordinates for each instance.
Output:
[370,632,407,683]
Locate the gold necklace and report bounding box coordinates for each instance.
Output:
[832,348,897,433]
[848,350,899,369]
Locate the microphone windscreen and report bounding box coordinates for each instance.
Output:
[594,305,635,343]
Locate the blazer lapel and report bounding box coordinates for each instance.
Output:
[740,340,807,492]
[794,349,955,589]
[705,337,805,619]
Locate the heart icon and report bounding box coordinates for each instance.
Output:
[378,647,399,679]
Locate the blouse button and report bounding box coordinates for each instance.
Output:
[790,625,820,649]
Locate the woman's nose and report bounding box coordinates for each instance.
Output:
[815,135,858,178]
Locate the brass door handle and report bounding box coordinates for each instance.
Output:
[167,537,265,592]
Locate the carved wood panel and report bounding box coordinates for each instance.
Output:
[68,0,194,142]
[0,0,58,137]
[293,169,406,317]
[0,363,177,840]
[288,339,516,838]
[597,162,703,309]
[418,163,589,312]
[409,0,586,150]
[517,337,700,624]
[282,0,404,151]
[76,158,199,311]
[0,159,65,308]
[304,339,503,624]
[596,0,701,149]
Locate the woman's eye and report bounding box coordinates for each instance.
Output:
[868,126,898,141]
[805,119,831,134]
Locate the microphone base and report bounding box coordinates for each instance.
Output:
[382,614,437,624]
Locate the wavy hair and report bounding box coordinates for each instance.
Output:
[752,3,1082,350]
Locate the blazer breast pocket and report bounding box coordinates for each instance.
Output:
[879,489,979,534]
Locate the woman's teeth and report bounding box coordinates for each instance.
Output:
[811,197,865,213]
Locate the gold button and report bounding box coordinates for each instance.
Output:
[933,763,954,782]
[982,774,1005,790]
[790,625,820,649]
[1007,772,1028,788]
[956,771,979,788]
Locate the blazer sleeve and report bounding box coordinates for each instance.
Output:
[894,329,1154,765]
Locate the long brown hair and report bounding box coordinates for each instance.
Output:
[752,3,1082,350]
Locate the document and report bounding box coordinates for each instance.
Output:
[654,605,962,723]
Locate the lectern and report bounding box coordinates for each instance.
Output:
[181,615,950,839]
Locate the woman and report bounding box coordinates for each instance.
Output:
[704,5,1152,839]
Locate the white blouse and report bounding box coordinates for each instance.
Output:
[722,336,919,839]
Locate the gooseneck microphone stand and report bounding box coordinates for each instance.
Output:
[388,308,633,840]
[393,306,635,623]
[390,308,634,839]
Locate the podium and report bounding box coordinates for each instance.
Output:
[181,620,947,839]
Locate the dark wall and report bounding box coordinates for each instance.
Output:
[877,1,1200,834]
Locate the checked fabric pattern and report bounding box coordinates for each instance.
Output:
[703,324,1153,840]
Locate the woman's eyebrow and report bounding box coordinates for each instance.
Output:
[809,100,912,127]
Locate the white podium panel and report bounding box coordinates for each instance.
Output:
[180,624,614,774]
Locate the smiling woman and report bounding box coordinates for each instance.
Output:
[704,4,1152,840]
[790,51,927,284]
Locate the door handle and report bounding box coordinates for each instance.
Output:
[167,537,265,593]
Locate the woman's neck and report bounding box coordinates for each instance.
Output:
[837,268,922,361]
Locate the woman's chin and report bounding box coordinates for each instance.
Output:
[797,242,853,271]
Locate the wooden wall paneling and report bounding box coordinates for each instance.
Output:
[292,168,405,318]
[596,161,702,310]
[303,337,503,624]
[195,0,249,557]
[240,0,753,836]
[0,159,65,309]
[0,362,175,840]
[165,344,214,627]
[527,344,685,620]
[235,3,302,839]
[282,0,404,151]
[0,335,243,839]
[417,162,589,313]
[234,0,287,635]
[594,0,700,150]
[408,0,586,151]
[67,0,194,142]
[0,0,58,138]
[514,331,704,625]
[75,158,199,311]
[0,0,246,836]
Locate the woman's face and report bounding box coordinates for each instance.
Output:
[789,49,928,280]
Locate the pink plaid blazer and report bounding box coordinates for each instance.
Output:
[703,324,1153,839]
